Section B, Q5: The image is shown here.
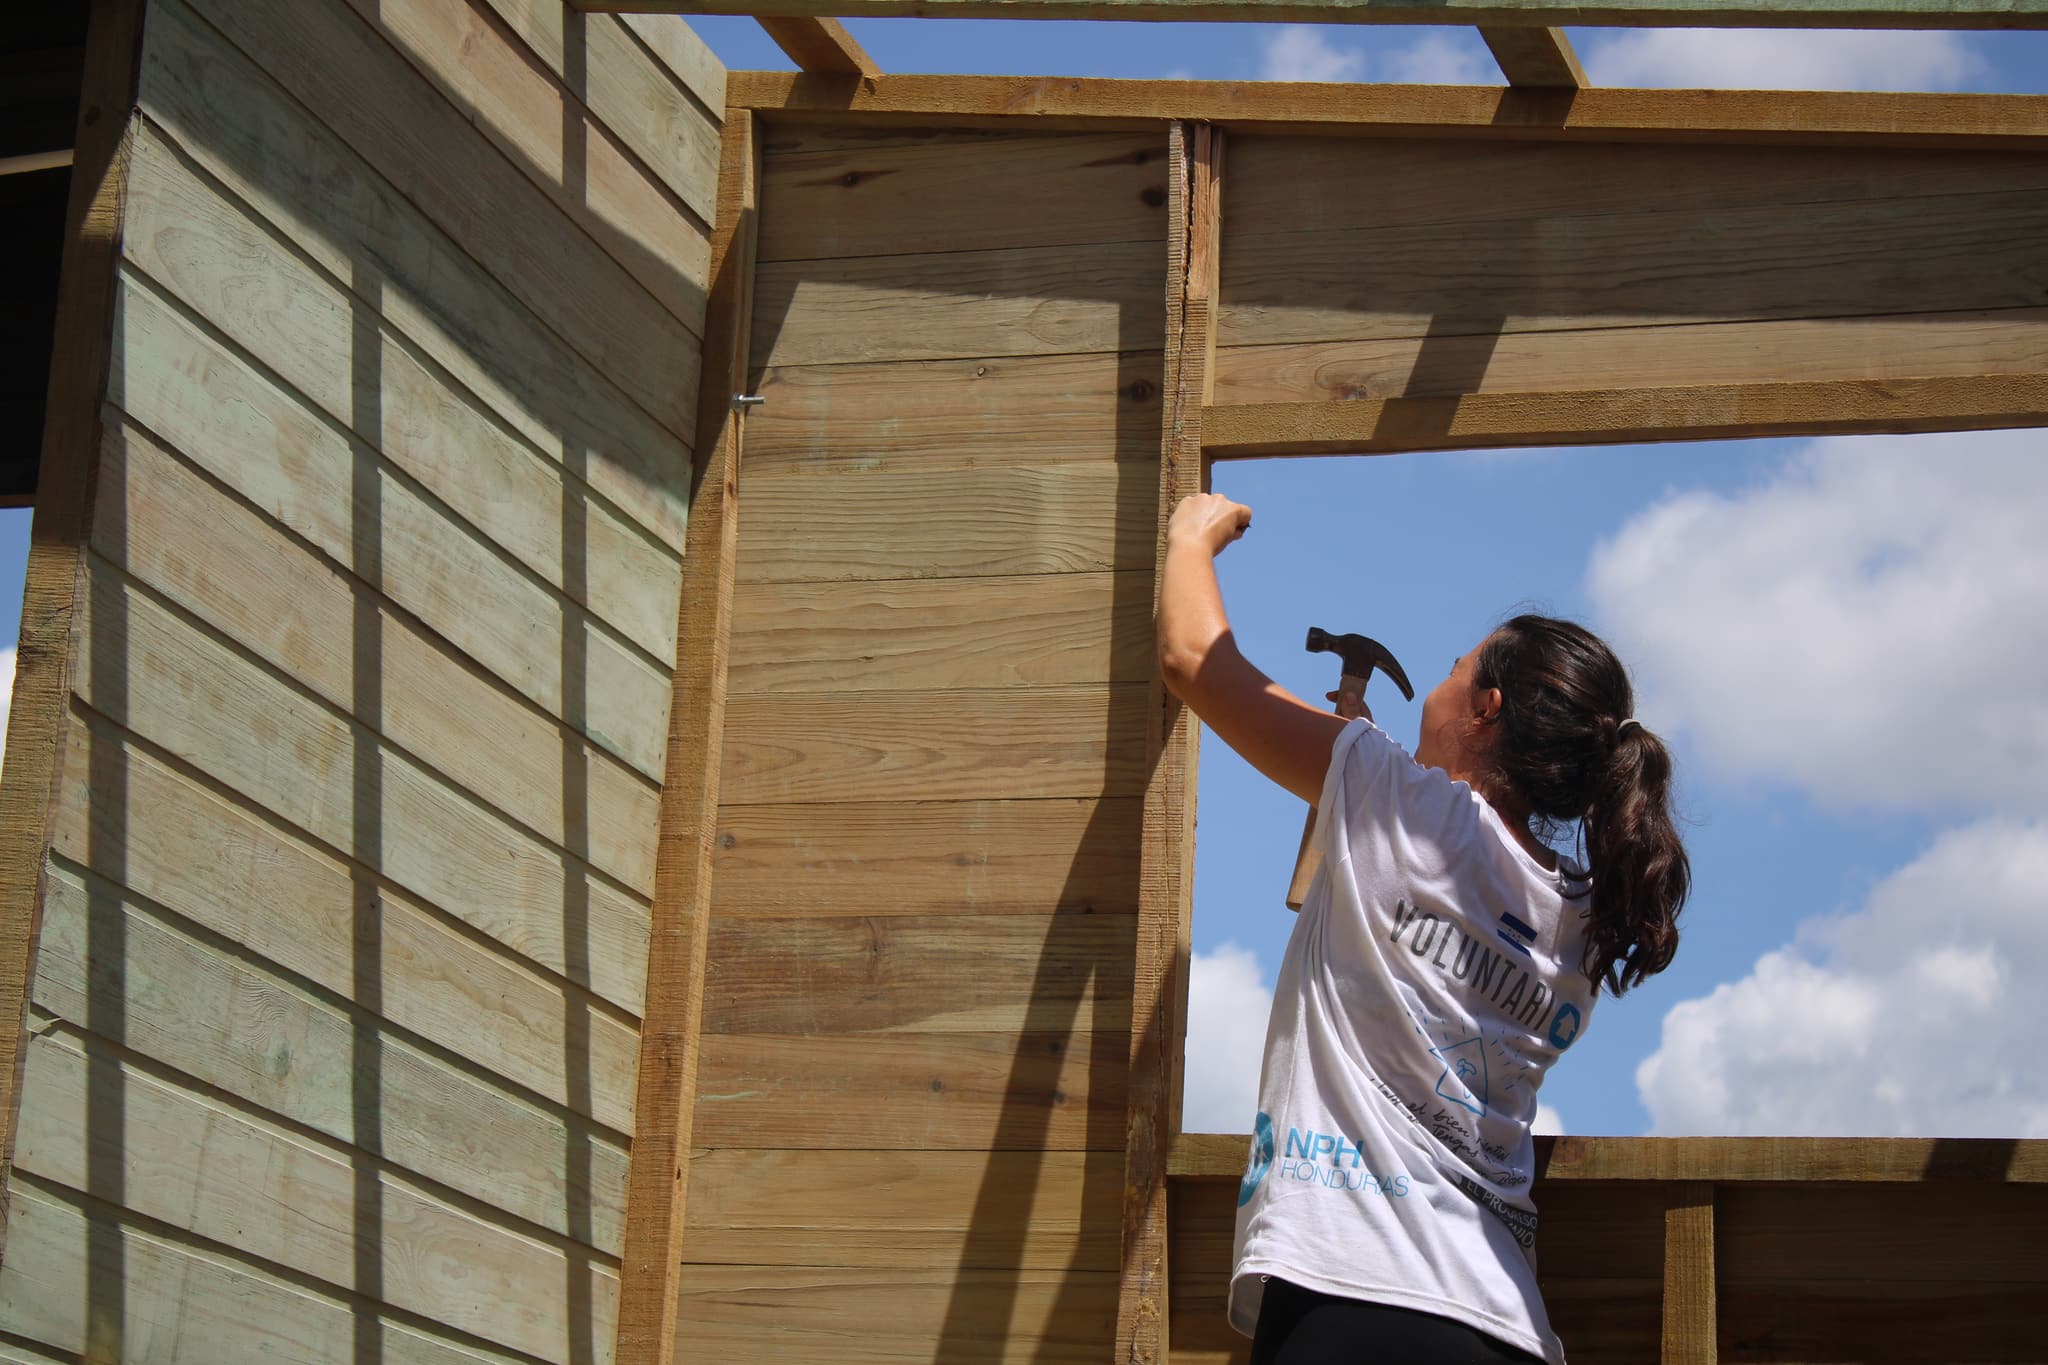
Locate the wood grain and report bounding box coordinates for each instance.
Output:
[737,463,1162,582]
[618,11,727,116]
[760,127,1167,260]
[29,865,631,1251]
[753,240,1164,367]
[744,354,1165,473]
[711,798,1144,918]
[757,16,880,76]
[1479,27,1584,87]
[728,572,1156,694]
[1660,1183,1715,1365]
[718,685,1154,805]
[137,0,694,548]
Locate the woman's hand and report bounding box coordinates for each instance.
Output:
[1166,493,1252,557]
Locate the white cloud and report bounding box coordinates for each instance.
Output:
[0,645,13,779]
[1381,33,1495,86]
[1582,28,1986,92]
[1259,26,1365,83]
[1181,943,1275,1133]
[1588,428,2048,814]
[1638,819,2048,1137]
[1534,1103,1566,1136]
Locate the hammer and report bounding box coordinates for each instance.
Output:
[1286,627,1413,910]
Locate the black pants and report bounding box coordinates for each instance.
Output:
[1249,1277,1546,1365]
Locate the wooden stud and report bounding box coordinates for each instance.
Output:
[756,17,881,76]
[613,107,759,1365]
[1478,26,1586,87]
[727,72,2048,149]
[0,0,147,1231]
[1198,374,2048,458]
[1661,1183,1716,1364]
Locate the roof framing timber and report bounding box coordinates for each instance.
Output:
[1479,25,1585,86]
[573,0,2048,29]
[755,15,880,74]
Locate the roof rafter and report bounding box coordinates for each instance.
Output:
[755,16,880,74]
[1478,25,1585,87]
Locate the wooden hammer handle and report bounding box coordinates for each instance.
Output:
[1285,672,1372,910]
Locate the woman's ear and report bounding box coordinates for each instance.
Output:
[1473,685,1503,724]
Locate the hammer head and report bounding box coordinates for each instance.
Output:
[1306,627,1414,701]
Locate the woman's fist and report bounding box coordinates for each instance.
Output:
[1167,493,1253,557]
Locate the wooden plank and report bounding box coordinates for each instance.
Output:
[50,709,640,1132]
[136,0,693,550]
[737,463,1162,582]
[28,865,632,1252]
[1479,27,1585,87]
[172,0,701,441]
[613,107,759,1365]
[475,0,722,224]
[97,415,662,900]
[757,17,880,75]
[752,240,1163,368]
[712,798,1144,918]
[1716,1278,2040,1362]
[728,572,1155,693]
[119,119,684,664]
[702,913,1136,1034]
[0,1180,531,1365]
[1660,1183,1715,1365]
[342,0,717,293]
[0,0,144,1218]
[693,1030,1128,1149]
[619,12,728,116]
[759,128,1167,260]
[583,0,2048,28]
[1219,193,2048,353]
[684,1149,1122,1269]
[1169,1132,2048,1182]
[12,1027,620,1362]
[71,565,654,1014]
[673,1264,1119,1363]
[1716,1184,2048,1283]
[1199,375,2048,457]
[726,73,2048,150]
[745,354,1165,473]
[110,269,672,781]
[1212,309,2048,406]
[719,685,1153,805]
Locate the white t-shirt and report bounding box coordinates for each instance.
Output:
[1229,718,1596,1364]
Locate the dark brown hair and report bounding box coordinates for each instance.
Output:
[1472,615,1690,996]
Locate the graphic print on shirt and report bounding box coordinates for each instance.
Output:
[1239,1111,1276,1207]
[1429,1035,1490,1117]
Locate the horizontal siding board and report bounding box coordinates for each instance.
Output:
[702,913,1136,1034]
[693,1031,1128,1150]
[49,712,639,1132]
[737,464,1161,582]
[718,686,1153,805]
[759,128,1169,261]
[138,0,692,550]
[745,354,1165,474]
[618,12,727,117]
[727,572,1156,694]
[712,798,1144,918]
[684,1149,1123,1270]
[28,865,630,1253]
[96,415,661,899]
[753,241,1163,368]
[11,1028,619,1362]
[71,565,653,1014]
[110,271,671,781]
[118,129,682,662]
[166,0,700,441]
[1717,1184,2048,1284]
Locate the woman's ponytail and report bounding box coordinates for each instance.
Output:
[1473,616,1691,997]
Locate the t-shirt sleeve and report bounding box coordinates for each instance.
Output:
[1309,717,1395,865]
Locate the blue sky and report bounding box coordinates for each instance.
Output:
[6,17,2042,1143]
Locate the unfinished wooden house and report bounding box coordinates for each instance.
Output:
[0,0,2043,1359]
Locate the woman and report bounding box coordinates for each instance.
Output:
[1159,492,1690,1365]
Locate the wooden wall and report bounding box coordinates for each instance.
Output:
[0,0,720,1358]
[681,122,1171,1360]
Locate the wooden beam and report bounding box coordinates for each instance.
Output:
[0,0,146,1233]
[575,0,2048,28]
[1479,25,1586,87]
[1660,1184,1716,1365]
[1169,1133,2048,1182]
[755,16,880,76]
[726,72,2048,149]
[0,150,75,177]
[613,108,759,1365]
[1198,374,2048,458]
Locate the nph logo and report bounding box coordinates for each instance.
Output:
[1278,1127,1410,1197]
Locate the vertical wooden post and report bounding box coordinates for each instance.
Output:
[0,0,147,1223]
[613,106,759,1365]
[1119,118,1222,1365]
[1661,1181,1717,1364]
